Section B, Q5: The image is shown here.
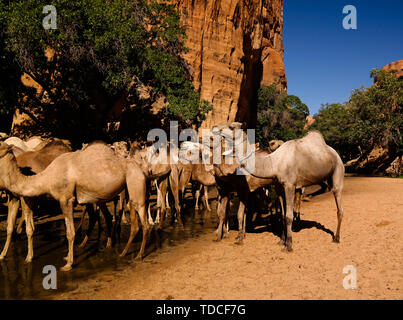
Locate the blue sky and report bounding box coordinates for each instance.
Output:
[283,0,403,115]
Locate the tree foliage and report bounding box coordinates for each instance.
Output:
[0,0,211,142]
[256,84,309,148]
[312,69,403,162]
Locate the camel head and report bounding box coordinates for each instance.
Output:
[269,140,284,152]
[130,146,152,176]
[0,142,15,189]
[0,142,13,158]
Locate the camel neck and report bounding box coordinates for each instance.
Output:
[3,154,47,197]
[249,151,277,179]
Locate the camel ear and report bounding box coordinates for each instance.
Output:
[0,143,12,158]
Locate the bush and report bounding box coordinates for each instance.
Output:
[256,84,309,148]
[0,0,211,142]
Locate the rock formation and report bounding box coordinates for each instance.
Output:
[177,0,286,127]
[347,60,403,175]
[11,0,286,135]
[378,60,403,81]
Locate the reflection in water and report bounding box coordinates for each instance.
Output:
[0,199,219,299]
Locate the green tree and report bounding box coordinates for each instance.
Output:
[312,69,403,164]
[256,84,309,148]
[0,0,211,142]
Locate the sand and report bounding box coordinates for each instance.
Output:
[55,177,402,300]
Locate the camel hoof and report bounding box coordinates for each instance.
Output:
[134,255,143,262]
[283,244,293,252]
[106,238,112,249]
[0,254,5,260]
[24,257,33,264]
[333,236,340,243]
[234,238,244,245]
[213,238,222,243]
[277,239,285,246]
[60,264,72,272]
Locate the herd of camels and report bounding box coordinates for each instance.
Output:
[0,123,344,271]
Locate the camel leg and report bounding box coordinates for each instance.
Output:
[333,189,343,243]
[203,185,211,211]
[234,199,246,244]
[99,203,113,248]
[76,206,87,233]
[157,178,168,230]
[294,189,302,222]
[134,203,149,261]
[194,183,201,211]
[120,202,140,257]
[16,209,24,234]
[214,195,228,242]
[284,185,295,252]
[170,174,184,230]
[277,195,286,245]
[60,198,75,271]
[20,197,35,263]
[0,197,20,260]
[147,204,154,225]
[78,204,97,248]
[154,181,161,224]
[112,198,118,223]
[120,191,129,225]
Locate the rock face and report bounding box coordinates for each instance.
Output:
[346,60,403,174]
[379,60,403,81]
[11,0,286,135]
[177,0,286,128]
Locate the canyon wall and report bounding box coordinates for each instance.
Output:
[11,0,286,135]
[176,0,286,128]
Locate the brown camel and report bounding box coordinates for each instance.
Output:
[206,123,286,244]
[0,142,148,271]
[0,140,72,260]
[239,130,345,251]
[178,161,216,211]
[130,144,184,230]
[77,140,132,246]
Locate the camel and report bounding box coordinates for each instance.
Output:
[4,137,30,152]
[238,130,344,251]
[0,140,72,260]
[0,141,149,271]
[25,136,46,150]
[178,162,216,211]
[129,143,190,230]
[198,123,285,244]
[77,140,132,242]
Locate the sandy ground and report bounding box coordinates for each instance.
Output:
[56,177,402,300]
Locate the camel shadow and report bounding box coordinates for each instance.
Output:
[246,212,335,241]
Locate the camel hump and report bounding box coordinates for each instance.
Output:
[41,139,72,151]
[80,141,114,155]
[302,130,326,144]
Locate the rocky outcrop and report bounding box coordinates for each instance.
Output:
[346,60,403,174]
[378,60,403,81]
[177,0,286,128]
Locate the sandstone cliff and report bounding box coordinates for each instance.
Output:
[11,0,286,135]
[177,0,286,128]
[379,60,403,81]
